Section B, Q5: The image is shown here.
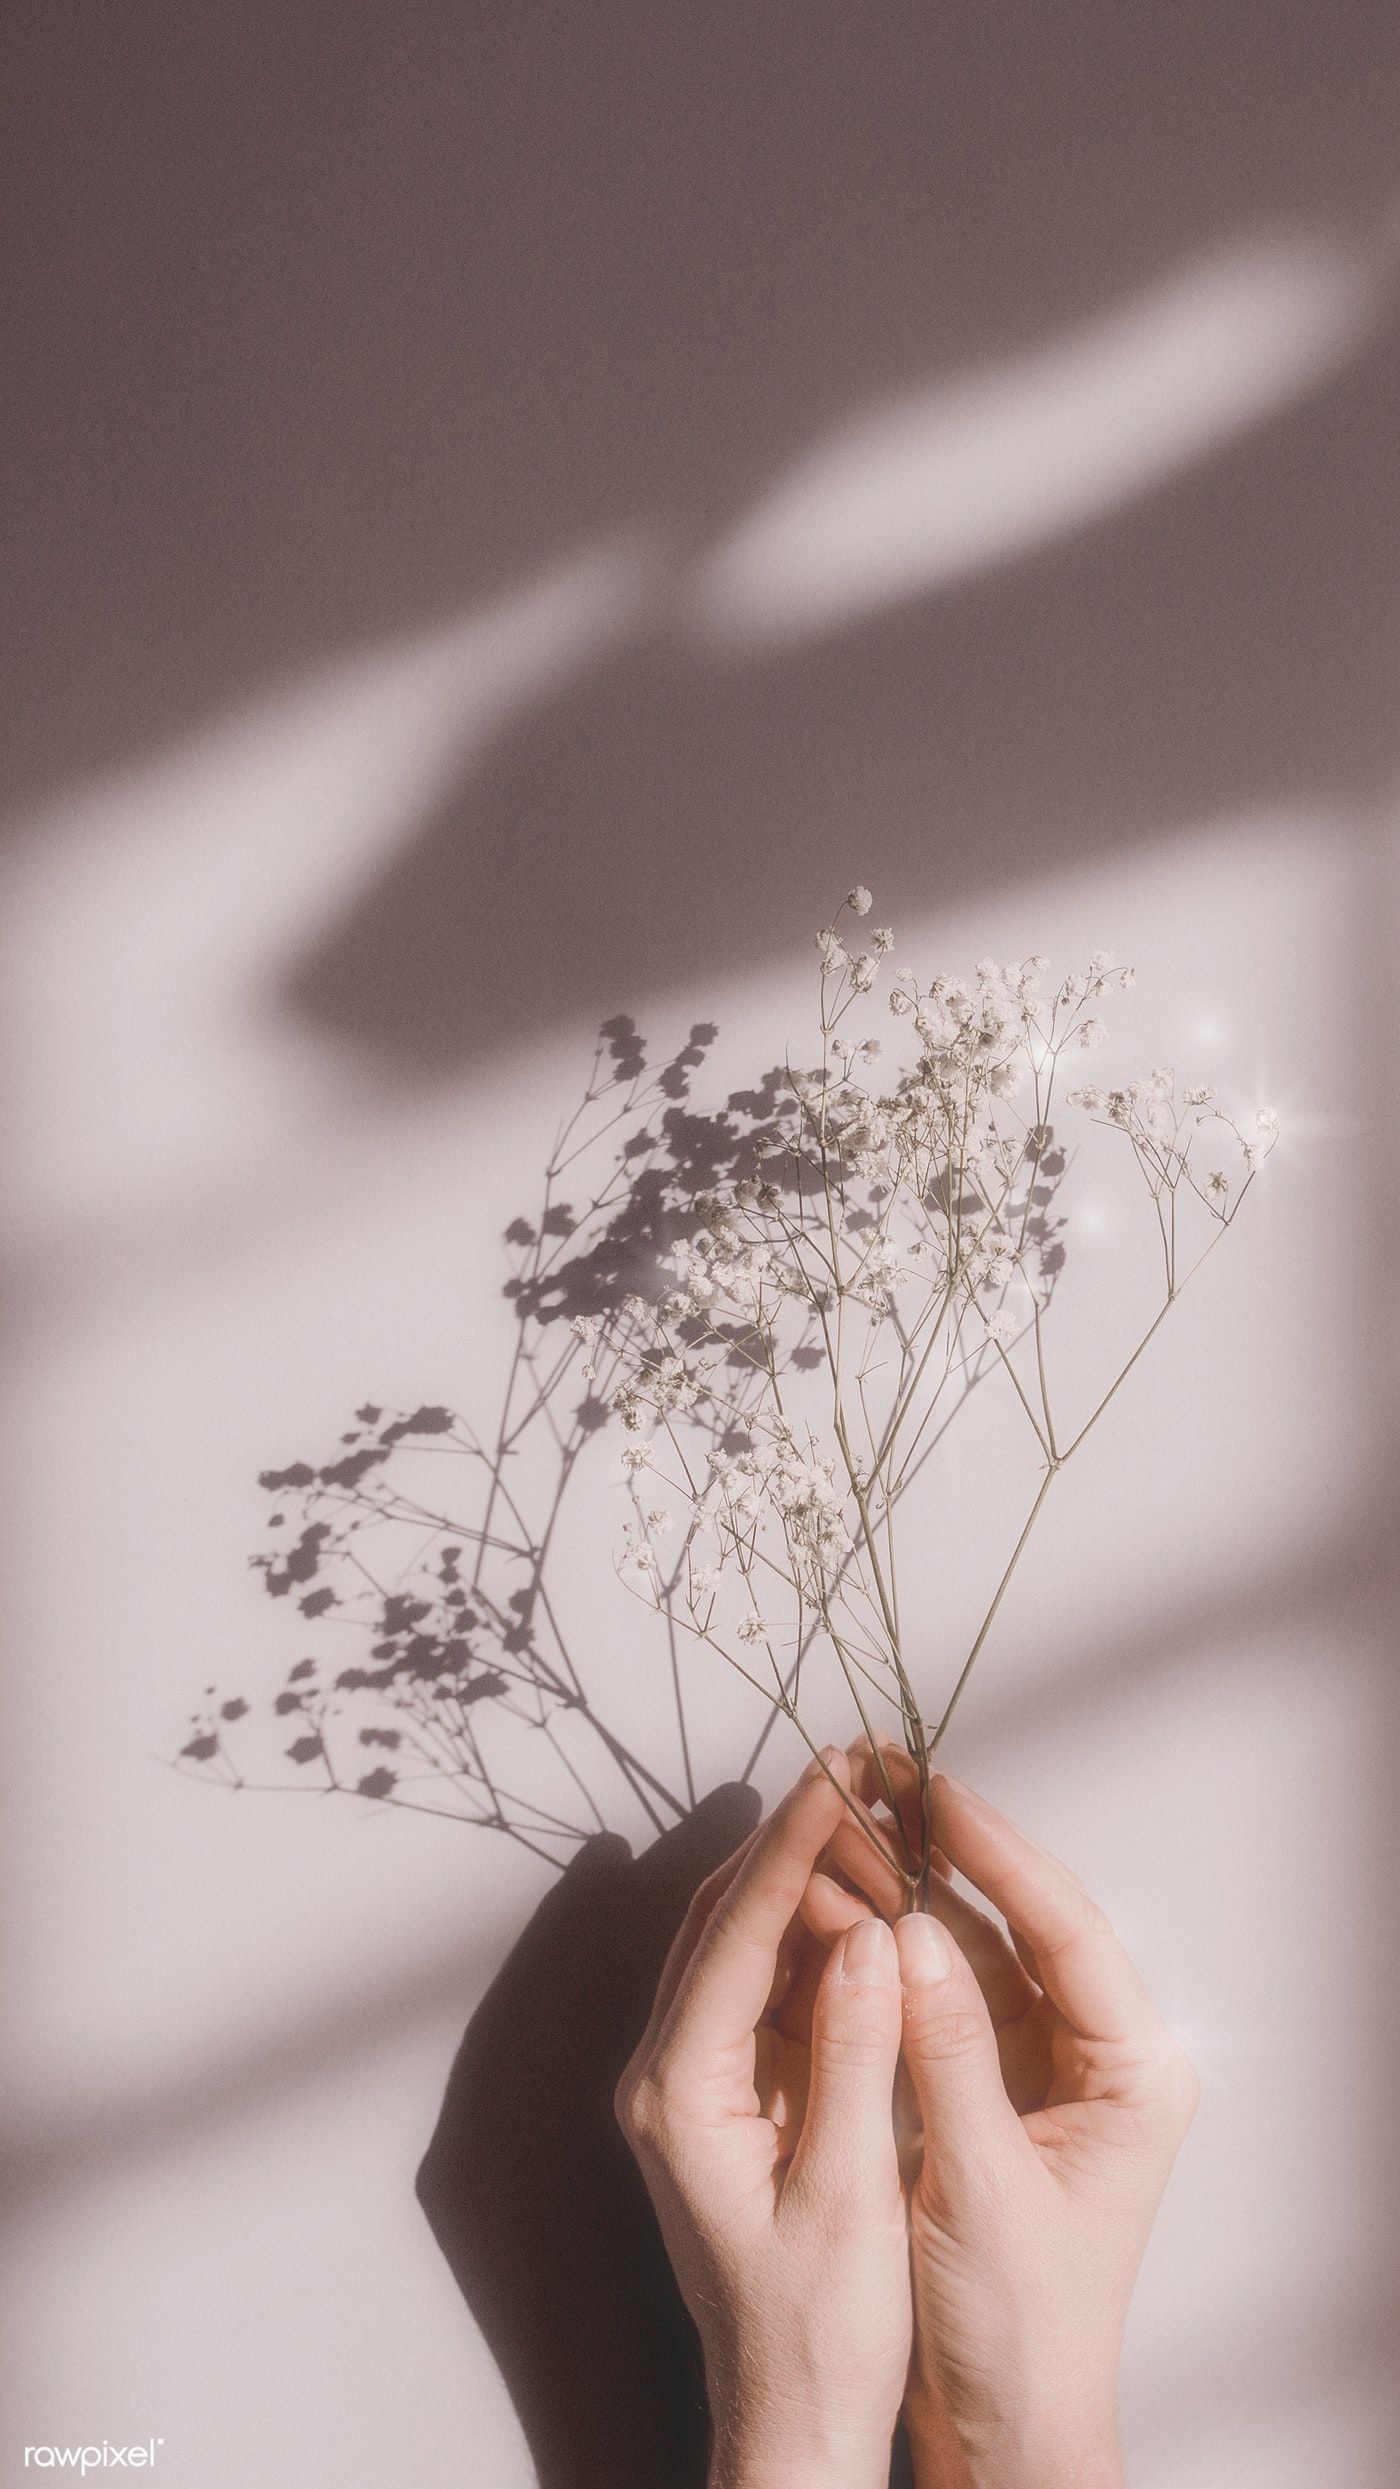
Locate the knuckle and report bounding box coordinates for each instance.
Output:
[814,2023,893,2076]
[905,1998,987,2061]
[615,2066,670,2152]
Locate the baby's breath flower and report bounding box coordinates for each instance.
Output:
[848,886,873,917]
[605,898,1271,1812]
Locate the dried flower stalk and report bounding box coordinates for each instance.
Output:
[606,892,1276,1906]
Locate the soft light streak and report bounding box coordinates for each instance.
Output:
[687,229,1386,646]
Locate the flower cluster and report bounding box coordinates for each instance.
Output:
[608,893,1277,1901]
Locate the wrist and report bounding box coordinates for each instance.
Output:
[905,2394,1123,2489]
[711,2414,893,2489]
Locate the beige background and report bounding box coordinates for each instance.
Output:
[4,11,1397,2482]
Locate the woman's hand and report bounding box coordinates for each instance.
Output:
[801,1748,1198,2487]
[894,1771,1197,2489]
[615,1748,912,2489]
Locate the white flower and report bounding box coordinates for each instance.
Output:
[851,952,877,992]
[817,929,846,970]
[621,1442,654,1474]
[570,1314,599,1342]
[1256,1107,1279,1134]
[580,1362,597,1382]
[1077,1018,1108,1048]
[848,886,873,917]
[1206,1170,1229,1201]
[644,1506,675,1537]
[860,1036,883,1062]
[889,987,913,1016]
[872,926,895,953]
[688,1566,719,1599]
[1183,1085,1215,1108]
[737,1613,770,1644]
[985,1309,1019,1347]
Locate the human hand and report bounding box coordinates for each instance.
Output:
[810,1757,1198,2489]
[614,1748,912,2489]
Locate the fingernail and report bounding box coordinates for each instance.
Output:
[896,1912,954,1983]
[801,1744,839,1784]
[842,1915,897,1983]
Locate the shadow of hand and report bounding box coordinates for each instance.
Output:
[416,1783,760,2489]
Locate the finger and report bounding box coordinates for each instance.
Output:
[931,1775,1166,2049]
[847,1738,924,1864]
[798,1864,878,1946]
[823,1807,1033,1995]
[754,2022,811,2161]
[630,1824,762,2069]
[786,1915,903,2202]
[820,1814,907,1918]
[843,1740,956,1890]
[654,1749,852,2081]
[895,1912,1024,2195]
[774,1918,834,2044]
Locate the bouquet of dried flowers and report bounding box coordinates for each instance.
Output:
[184,894,1273,1894]
[603,890,1276,1905]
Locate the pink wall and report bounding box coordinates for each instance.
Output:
[3,11,1397,2481]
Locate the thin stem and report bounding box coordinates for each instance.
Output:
[928,1466,1058,1755]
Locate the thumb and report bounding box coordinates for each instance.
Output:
[788,1915,903,2201]
[895,1911,1024,2199]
